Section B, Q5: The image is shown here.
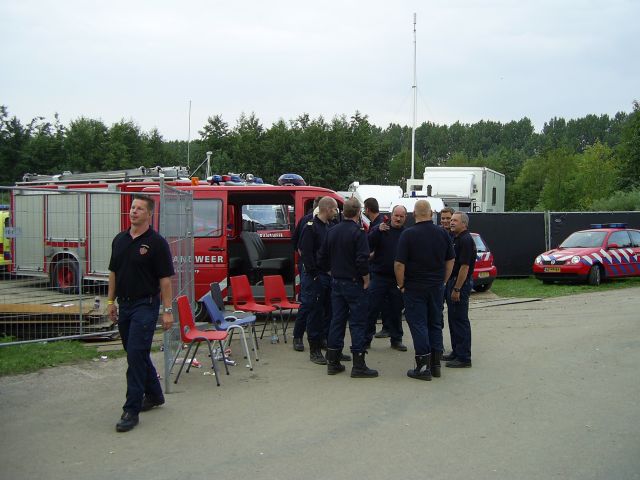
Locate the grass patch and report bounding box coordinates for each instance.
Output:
[0,338,102,376]
[491,276,640,298]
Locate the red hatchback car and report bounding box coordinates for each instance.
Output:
[533,223,640,285]
[471,233,497,292]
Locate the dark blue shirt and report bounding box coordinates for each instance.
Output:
[452,230,476,279]
[109,227,175,300]
[292,212,313,251]
[368,224,404,277]
[298,215,330,277]
[318,220,370,280]
[395,220,454,290]
[369,214,385,230]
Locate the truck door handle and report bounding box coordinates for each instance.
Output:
[208,247,225,252]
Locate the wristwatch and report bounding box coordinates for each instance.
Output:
[163,306,173,314]
[453,287,461,293]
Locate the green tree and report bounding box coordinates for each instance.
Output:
[616,100,640,189]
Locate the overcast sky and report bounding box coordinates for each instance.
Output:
[1,0,638,140]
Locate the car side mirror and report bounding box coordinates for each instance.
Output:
[607,243,619,249]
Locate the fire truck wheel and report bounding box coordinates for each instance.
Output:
[587,265,602,286]
[51,258,80,294]
[194,301,208,322]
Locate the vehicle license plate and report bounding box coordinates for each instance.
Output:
[544,267,561,273]
[478,272,489,278]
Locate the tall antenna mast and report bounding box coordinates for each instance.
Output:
[187,100,192,170]
[411,12,417,180]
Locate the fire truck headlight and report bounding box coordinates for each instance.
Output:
[571,256,581,264]
[535,256,542,265]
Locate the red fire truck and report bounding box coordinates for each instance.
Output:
[9,167,343,318]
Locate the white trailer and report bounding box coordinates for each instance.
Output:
[407,167,505,212]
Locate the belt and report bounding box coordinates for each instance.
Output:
[117,294,158,304]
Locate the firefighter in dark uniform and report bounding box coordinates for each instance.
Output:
[107,194,175,432]
[318,197,378,378]
[365,204,407,351]
[439,206,456,356]
[298,196,338,365]
[395,200,454,381]
[444,211,476,368]
[364,197,384,230]
[291,196,323,352]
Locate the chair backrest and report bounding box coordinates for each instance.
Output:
[230,275,255,308]
[240,231,266,267]
[176,295,196,342]
[263,275,287,306]
[203,293,225,326]
[210,283,226,310]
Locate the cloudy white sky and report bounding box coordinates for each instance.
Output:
[1,0,638,140]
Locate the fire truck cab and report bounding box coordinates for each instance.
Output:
[10,167,343,318]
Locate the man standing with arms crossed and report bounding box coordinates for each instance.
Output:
[444,211,476,368]
[395,200,454,381]
[107,194,175,432]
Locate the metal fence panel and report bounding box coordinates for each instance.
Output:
[467,212,547,277]
[549,211,640,249]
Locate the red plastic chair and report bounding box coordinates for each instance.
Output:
[263,275,300,343]
[173,295,229,386]
[229,275,279,342]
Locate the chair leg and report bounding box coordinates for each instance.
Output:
[204,340,221,386]
[218,340,230,376]
[169,342,184,373]
[259,318,268,340]
[174,343,194,384]
[229,325,253,370]
[186,342,201,374]
[250,324,260,361]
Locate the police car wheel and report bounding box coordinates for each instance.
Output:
[587,265,602,286]
[473,282,492,293]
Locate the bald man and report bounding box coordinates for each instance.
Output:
[395,200,454,381]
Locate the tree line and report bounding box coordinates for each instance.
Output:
[1,102,638,211]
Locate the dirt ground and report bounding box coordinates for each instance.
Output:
[1,288,639,480]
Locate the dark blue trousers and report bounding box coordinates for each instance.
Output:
[446,279,472,362]
[328,279,368,353]
[366,273,404,344]
[292,263,310,339]
[403,285,444,355]
[304,272,332,344]
[118,297,163,415]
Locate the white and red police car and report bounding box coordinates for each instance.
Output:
[471,233,497,292]
[533,223,640,286]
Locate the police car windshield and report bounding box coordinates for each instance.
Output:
[560,231,607,248]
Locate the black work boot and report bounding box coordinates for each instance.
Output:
[407,354,432,381]
[326,348,346,375]
[431,351,442,378]
[339,351,352,361]
[431,350,442,378]
[351,351,378,378]
[309,342,327,365]
[116,411,139,432]
[293,337,305,352]
[141,394,165,412]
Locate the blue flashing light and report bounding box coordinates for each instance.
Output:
[590,223,627,229]
[278,173,306,186]
[211,174,222,184]
[229,174,242,183]
[255,177,264,184]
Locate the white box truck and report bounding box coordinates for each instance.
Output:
[407,167,505,212]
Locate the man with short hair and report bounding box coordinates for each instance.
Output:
[319,197,378,378]
[440,207,455,235]
[395,200,454,381]
[444,211,476,368]
[363,197,383,230]
[108,194,175,432]
[291,196,323,352]
[298,196,339,365]
[366,204,408,351]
